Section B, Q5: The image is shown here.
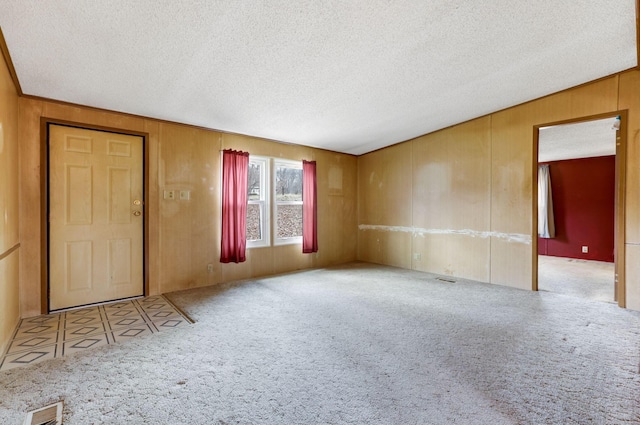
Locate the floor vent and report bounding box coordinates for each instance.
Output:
[24,401,63,425]
[436,277,456,283]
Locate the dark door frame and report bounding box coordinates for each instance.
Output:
[40,118,150,313]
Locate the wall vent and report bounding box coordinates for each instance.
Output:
[24,401,63,425]
[436,277,456,283]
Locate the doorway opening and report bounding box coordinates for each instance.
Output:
[533,112,627,307]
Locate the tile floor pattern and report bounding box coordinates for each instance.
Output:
[0,295,193,371]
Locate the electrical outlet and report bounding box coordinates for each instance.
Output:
[207,264,213,272]
[163,190,175,200]
[582,246,588,253]
[413,252,421,260]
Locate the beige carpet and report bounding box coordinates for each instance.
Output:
[0,262,638,424]
[538,255,615,303]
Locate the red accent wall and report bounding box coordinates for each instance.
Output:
[538,156,615,262]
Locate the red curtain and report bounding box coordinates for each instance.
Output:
[220,150,249,263]
[302,160,318,253]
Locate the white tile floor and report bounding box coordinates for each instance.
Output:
[0,295,192,371]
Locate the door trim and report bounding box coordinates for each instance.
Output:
[532,110,627,307]
[40,118,150,313]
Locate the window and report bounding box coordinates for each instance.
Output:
[274,160,303,245]
[246,156,269,248]
[245,156,304,248]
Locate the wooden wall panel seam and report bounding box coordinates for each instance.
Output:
[488,113,493,284]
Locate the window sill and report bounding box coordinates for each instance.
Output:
[274,237,302,246]
[246,242,269,249]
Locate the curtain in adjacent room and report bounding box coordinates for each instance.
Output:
[220,149,250,263]
[538,164,555,238]
[302,160,318,253]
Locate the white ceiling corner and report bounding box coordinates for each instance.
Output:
[0,1,636,155]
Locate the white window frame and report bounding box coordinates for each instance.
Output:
[246,156,270,248]
[273,159,303,246]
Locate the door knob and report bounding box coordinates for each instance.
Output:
[133,211,141,217]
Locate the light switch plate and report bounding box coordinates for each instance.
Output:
[179,190,190,200]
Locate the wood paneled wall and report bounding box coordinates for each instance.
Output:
[358,70,640,310]
[11,62,640,320]
[18,103,357,317]
[619,71,640,310]
[0,51,20,353]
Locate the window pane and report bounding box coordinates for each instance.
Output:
[248,162,262,200]
[275,166,302,202]
[276,204,302,238]
[246,203,262,241]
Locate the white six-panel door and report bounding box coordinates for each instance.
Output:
[49,124,144,310]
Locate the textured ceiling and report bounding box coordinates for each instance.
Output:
[0,1,636,155]
[538,117,618,163]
